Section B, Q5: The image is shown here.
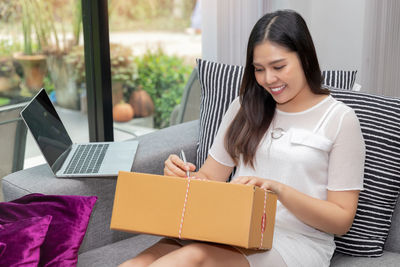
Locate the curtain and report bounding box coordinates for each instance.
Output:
[202,0,269,66]
[361,0,400,97]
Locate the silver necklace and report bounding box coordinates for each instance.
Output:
[271,118,286,139]
[271,127,285,139]
[266,120,285,160]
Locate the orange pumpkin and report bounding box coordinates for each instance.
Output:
[113,102,134,122]
[129,89,154,117]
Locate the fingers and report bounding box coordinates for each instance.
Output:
[164,154,185,177]
[232,176,270,190]
[231,176,249,184]
[188,163,196,172]
[231,176,257,185]
[164,154,197,178]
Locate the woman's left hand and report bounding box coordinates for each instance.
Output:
[231,176,283,196]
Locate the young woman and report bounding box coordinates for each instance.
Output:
[120,9,365,267]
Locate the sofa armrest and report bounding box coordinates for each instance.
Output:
[1,120,199,253]
[385,194,400,253]
[132,119,199,174]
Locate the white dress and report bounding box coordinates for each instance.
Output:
[209,95,365,267]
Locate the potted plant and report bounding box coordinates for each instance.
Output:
[12,0,49,93]
[0,57,21,95]
[65,43,141,111]
[133,48,191,128]
[0,39,22,96]
[44,0,83,110]
[109,43,139,107]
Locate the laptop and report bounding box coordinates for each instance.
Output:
[20,88,139,177]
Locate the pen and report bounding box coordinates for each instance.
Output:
[180,149,190,178]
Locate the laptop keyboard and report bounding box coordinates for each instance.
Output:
[64,144,110,174]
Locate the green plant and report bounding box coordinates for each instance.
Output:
[0,40,21,57]
[0,41,22,91]
[0,97,11,106]
[134,48,192,128]
[0,58,14,77]
[64,43,138,90]
[109,44,138,88]
[63,45,85,86]
[0,40,21,78]
[43,75,55,94]
[108,0,194,31]
[17,0,81,56]
[19,0,53,55]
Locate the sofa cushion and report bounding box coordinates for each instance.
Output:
[196,59,400,257]
[330,251,400,266]
[385,193,400,253]
[0,193,97,266]
[0,216,52,266]
[331,90,400,257]
[196,59,242,169]
[0,242,5,258]
[322,70,357,90]
[77,234,162,267]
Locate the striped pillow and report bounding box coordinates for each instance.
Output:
[331,89,400,257]
[196,59,243,169]
[196,58,400,257]
[322,70,357,90]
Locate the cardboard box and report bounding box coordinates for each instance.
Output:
[111,171,277,250]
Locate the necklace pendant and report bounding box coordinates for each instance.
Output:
[271,128,285,139]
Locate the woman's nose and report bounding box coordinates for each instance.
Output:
[265,71,277,85]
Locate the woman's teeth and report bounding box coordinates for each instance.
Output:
[270,85,286,92]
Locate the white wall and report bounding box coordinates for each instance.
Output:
[201,0,218,62]
[202,0,365,82]
[267,0,366,83]
[201,0,268,66]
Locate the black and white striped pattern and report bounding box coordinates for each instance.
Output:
[331,89,400,257]
[322,70,357,90]
[196,59,400,257]
[196,59,243,169]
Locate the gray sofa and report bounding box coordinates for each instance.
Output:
[2,120,400,266]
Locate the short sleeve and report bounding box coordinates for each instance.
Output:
[208,97,241,167]
[327,108,365,191]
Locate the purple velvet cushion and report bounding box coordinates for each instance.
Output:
[0,242,7,258]
[0,216,52,266]
[0,193,97,267]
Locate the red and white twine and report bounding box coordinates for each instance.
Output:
[260,189,268,249]
[178,178,268,249]
[178,177,192,239]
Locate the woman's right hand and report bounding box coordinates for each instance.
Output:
[164,154,197,178]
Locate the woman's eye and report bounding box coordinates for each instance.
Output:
[255,68,263,72]
[274,65,285,70]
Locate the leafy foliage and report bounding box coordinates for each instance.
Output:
[134,48,191,128]
[0,97,11,106]
[109,44,138,88]
[108,0,195,31]
[64,43,138,88]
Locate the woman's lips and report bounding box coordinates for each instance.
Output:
[269,84,286,95]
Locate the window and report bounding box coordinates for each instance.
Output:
[0,0,88,168]
[107,0,201,140]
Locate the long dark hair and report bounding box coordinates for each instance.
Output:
[225,10,329,167]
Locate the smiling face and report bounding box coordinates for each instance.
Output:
[253,41,316,112]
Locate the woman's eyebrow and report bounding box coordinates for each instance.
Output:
[253,58,286,66]
[268,59,286,65]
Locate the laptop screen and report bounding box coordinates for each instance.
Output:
[21,89,73,172]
